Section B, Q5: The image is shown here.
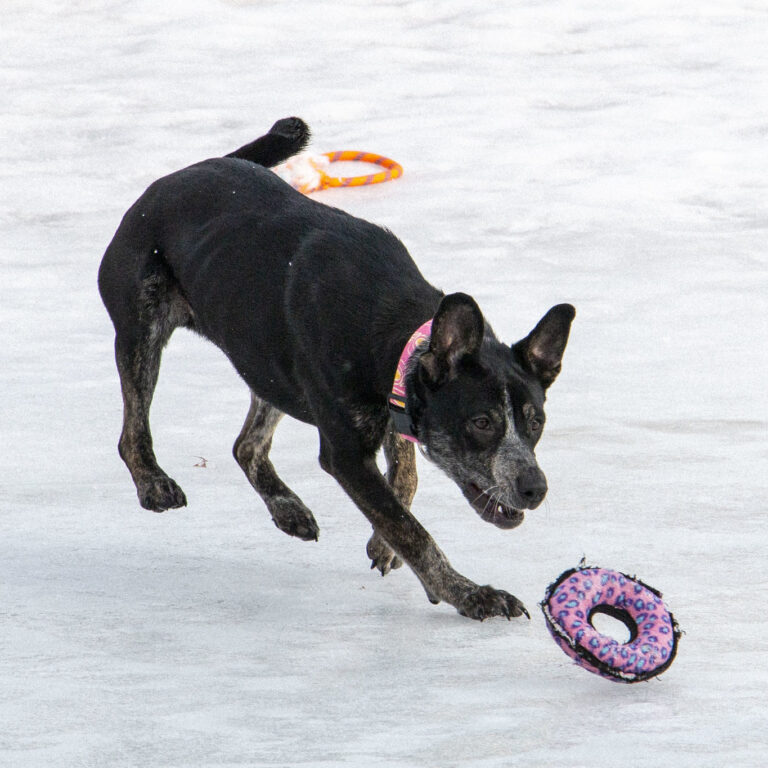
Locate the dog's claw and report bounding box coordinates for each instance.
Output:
[369,554,401,576]
[457,585,528,622]
[366,532,403,577]
[369,558,390,575]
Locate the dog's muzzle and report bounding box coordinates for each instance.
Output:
[463,483,526,530]
[463,466,547,529]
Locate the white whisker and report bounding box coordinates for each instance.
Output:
[480,485,501,516]
[472,484,499,508]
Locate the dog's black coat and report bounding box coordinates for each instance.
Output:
[98,117,574,621]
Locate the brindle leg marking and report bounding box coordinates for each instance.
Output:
[234,393,320,541]
[367,425,418,575]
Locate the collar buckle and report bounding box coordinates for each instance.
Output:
[388,393,419,443]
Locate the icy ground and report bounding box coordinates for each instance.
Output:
[1,1,767,765]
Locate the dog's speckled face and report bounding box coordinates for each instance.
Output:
[411,294,574,529]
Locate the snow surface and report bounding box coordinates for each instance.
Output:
[2,1,767,765]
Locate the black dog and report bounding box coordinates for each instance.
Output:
[98,117,574,621]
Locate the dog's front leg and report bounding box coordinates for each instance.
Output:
[320,439,528,621]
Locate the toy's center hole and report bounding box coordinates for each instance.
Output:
[329,161,382,177]
[588,605,638,644]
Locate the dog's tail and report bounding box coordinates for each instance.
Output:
[225,117,311,167]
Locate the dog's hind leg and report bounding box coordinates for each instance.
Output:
[233,393,320,541]
[101,251,191,512]
[366,425,418,575]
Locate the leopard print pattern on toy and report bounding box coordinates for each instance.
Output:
[541,566,681,683]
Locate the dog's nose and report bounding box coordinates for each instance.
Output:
[516,467,547,508]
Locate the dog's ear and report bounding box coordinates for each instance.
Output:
[513,304,575,388]
[419,293,484,385]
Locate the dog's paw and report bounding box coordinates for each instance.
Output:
[137,475,187,512]
[268,496,319,541]
[366,531,403,576]
[457,585,529,622]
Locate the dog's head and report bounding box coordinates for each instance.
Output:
[412,293,574,529]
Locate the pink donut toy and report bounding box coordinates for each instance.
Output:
[541,564,681,683]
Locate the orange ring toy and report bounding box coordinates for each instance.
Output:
[320,151,403,188]
[279,151,403,194]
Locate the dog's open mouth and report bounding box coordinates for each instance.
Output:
[463,483,524,530]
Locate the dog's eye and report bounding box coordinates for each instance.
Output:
[523,403,543,434]
[472,416,491,431]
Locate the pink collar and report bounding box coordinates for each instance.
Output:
[388,319,433,442]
